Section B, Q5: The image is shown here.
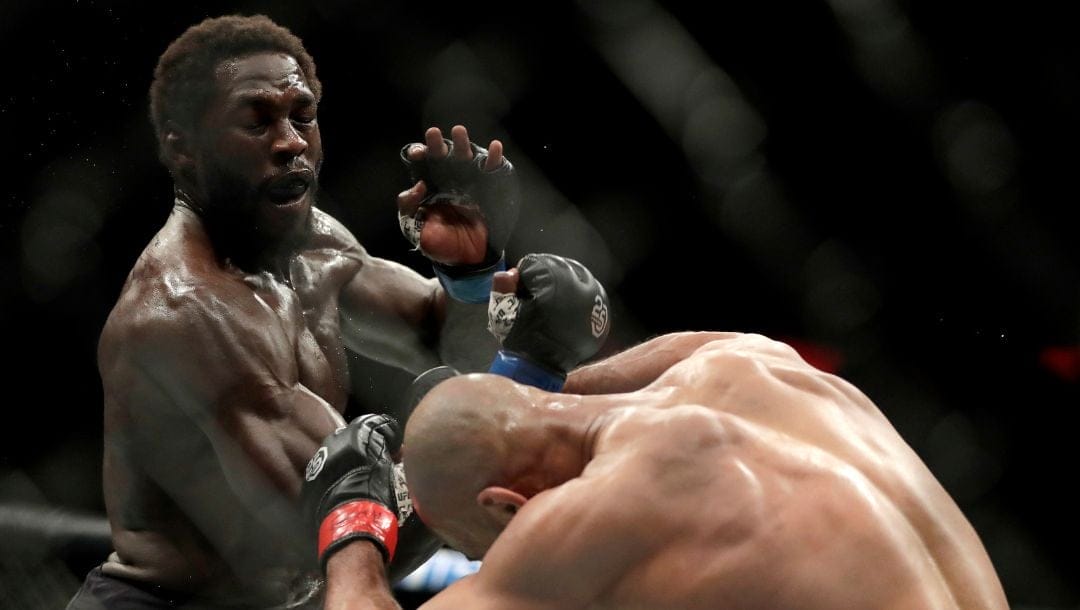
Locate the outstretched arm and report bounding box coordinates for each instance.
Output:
[338,125,508,374]
[564,331,742,394]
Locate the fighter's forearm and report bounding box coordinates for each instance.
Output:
[324,541,401,610]
[435,293,500,373]
[564,331,738,394]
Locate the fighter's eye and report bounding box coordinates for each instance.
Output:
[244,118,269,133]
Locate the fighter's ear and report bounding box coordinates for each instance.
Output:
[476,486,526,525]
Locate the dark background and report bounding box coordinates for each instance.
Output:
[1,0,1078,607]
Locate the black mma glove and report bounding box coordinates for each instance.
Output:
[399,138,520,303]
[301,414,406,571]
[487,253,611,391]
[401,365,462,419]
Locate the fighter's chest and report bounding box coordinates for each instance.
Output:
[241,252,357,409]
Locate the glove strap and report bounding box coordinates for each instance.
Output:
[318,500,399,568]
[434,256,506,304]
[488,350,566,392]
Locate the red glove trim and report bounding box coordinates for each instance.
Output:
[318,500,398,564]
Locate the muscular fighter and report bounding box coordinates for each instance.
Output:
[66,14,584,609]
[318,324,1009,607]
[301,253,611,609]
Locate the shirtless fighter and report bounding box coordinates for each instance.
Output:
[318,326,1009,608]
[67,14,600,610]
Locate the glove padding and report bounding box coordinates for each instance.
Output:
[399,138,519,277]
[491,254,611,376]
[301,414,403,570]
[401,365,461,420]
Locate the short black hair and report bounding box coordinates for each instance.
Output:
[149,14,322,161]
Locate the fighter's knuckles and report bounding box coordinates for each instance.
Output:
[502,254,611,373]
[351,414,402,454]
[398,132,520,295]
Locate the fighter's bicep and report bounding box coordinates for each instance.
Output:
[338,253,443,373]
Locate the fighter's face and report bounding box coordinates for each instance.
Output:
[190,52,322,247]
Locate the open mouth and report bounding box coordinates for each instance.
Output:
[266,170,313,205]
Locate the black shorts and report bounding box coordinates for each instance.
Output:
[66,566,191,609]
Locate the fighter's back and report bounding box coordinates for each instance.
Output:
[646,333,1007,609]
[479,333,1007,609]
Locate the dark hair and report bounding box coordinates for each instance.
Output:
[149,14,322,162]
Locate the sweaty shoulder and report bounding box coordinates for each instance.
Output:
[690,332,804,363]
[647,333,800,392]
[106,275,239,372]
[99,226,281,386]
[478,405,729,607]
[306,207,365,256]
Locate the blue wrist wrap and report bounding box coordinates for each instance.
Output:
[434,257,506,304]
[488,350,566,392]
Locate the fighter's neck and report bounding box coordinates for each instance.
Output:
[545,391,646,468]
[171,192,302,282]
[570,389,669,464]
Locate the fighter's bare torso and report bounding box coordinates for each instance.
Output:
[97,205,364,598]
[467,334,1008,609]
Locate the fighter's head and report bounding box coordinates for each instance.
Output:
[149,15,323,250]
[403,374,586,560]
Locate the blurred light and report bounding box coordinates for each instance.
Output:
[543,206,618,281]
[801,240,881,335]
[923,411,1001,504]
[585,195,656,277]
[934,101,1018,198]
[395,548,480,593]
[1039,345,1080,383]
[576,0,654,27]
[931,100,1078,309]
[0,559,81,610]
[20,187,103,303]
[713,169,815,279]
[422,42,511,137]
[682,68,768,186]
[582,0,767,188]
[580,0,829,301]
[975,507,1076,604]
[827,0,901,34]
[782,337,845,374]
[824,0,937,106]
